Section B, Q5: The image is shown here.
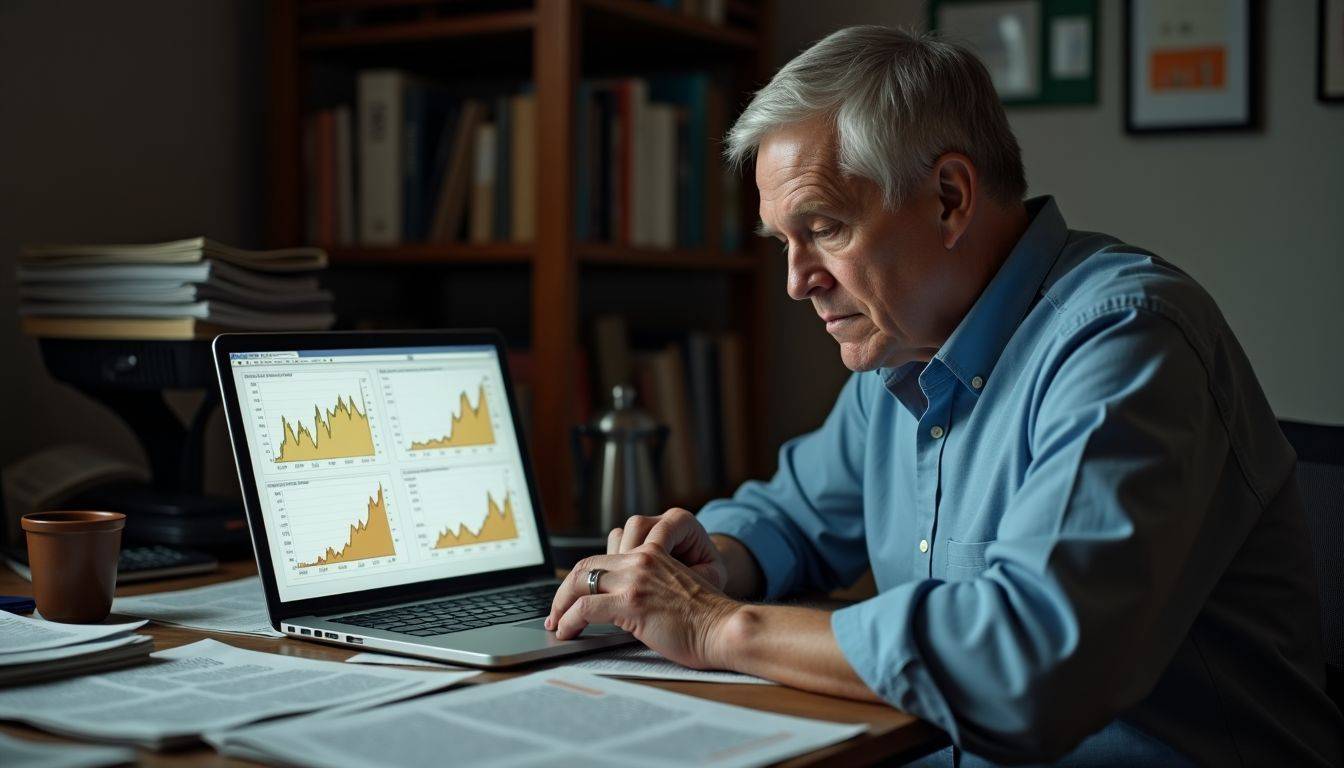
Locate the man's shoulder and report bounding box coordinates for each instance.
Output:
[1039,230,1226,345]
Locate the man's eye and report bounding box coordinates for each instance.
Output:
[812,225,838,238]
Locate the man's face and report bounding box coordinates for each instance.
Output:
[755,119,969,372]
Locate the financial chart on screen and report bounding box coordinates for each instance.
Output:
[229,345,543,603]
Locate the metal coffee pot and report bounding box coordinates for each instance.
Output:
[572,385,668,534]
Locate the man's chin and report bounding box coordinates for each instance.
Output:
[837,342,884,373]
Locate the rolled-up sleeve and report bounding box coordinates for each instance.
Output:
[698,372,871,600]
[832,305,1253,762]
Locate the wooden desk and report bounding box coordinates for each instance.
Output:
[0,560,945,766]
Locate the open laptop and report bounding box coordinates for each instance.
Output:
[213,329,632,667]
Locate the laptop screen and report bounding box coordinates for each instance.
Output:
[226,344,545,603]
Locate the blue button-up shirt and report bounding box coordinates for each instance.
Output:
[699,197,1343,766]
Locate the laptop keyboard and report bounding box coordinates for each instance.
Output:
[331,584,556,637]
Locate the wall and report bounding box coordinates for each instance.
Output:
[0,1,262,488]
[764,0,1344,456]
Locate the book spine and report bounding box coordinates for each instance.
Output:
[469,122,497,244]
[335,105,356,245]
[402,83,427,242]
[358,70,404,245]
[493,95,511,242]
[510,93,537,242]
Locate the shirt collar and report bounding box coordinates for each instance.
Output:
[880,196,1069,405]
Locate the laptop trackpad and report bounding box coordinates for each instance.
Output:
[514,618,625,637]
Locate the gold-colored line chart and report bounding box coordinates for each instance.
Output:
[269,475,405,578]
[401,465,530,559]
[378,367,506,461]
[249,373,385,474]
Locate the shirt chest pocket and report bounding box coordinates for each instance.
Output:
[944,539,994,581]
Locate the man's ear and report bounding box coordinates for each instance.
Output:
[933,153,976,250]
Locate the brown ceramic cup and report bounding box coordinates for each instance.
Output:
[21,511,125,623]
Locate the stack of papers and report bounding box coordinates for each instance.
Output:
[16,237,334,340]
[112,576,283,638]
[0,612,151,687]
[208,668,865,768]
[0,639,478,749]
[0,732,134,768]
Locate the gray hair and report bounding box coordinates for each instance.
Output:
[726,25,1026,207]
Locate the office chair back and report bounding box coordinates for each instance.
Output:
[1279,419,1343,710]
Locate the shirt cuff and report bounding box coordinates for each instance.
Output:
[831,580,960,737]
[696,504,798,600]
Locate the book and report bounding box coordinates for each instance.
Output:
[19,280,332,309]
[469,122,497,243]
[401,82,430,241]
[685,332,722,492]
[650,74,711,248]
[357,69,406,245]
[19,300,335,330]
[334,105,356,245]
[493,94,512,241]
[429,99,485,243]
[637,345,696,499]
[19,238,326,272]
[642,102,678,249]
[17,260,321,293]
[20,316,233,340]
[510,92,537,242]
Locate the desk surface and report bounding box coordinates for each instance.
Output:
[0,560,944,767]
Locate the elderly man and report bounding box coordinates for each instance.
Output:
[546,26,1343,766]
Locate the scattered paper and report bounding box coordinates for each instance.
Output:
[209,668,865,768]
[0,731,134,768]
[0,611,146,654]
[0,633,149,668]
[345,652,469,670]
[112,576,282,637]
[568,645,775,685]
[0,638,478,749]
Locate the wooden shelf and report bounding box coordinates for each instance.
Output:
[326,242,759,271]
[578,243,758,271]
[326,243,533,264]
[581,0,758,50]
[299,10,536,50]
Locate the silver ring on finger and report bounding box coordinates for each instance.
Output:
[586,568,606,595]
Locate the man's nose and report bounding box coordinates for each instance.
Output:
[786,246,833,300]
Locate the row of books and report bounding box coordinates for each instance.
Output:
[305,69,743,253]
[305,74,537,248]
[574,74,741,252]
[590,316,749,500]
[16,238,333,340]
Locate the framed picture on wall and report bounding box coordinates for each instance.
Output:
[1125,0,1259,133]
[930,0,1098,105]
[1321,0,1344,102]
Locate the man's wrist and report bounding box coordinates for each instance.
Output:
[710,533,765,600]
[704,601,762,671]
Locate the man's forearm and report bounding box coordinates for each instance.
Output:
[710,603,880,702]
[711,534,765,600]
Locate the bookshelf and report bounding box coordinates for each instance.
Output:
[266,0,773,531]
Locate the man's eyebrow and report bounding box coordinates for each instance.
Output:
[755,201,834,240]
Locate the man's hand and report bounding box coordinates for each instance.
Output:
[544,543,741,670]
[606,508,728,592]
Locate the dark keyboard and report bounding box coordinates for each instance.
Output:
[331,583,557,637]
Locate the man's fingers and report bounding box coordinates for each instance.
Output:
[618,515,657,553]
[606,527,623,555]
[643,508,696,554]
[545,554,626,630]
[555,594,623,640]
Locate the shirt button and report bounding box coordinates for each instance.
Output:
[971,375,984,390]
[929,425,945,439]
[919,539,929,553]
